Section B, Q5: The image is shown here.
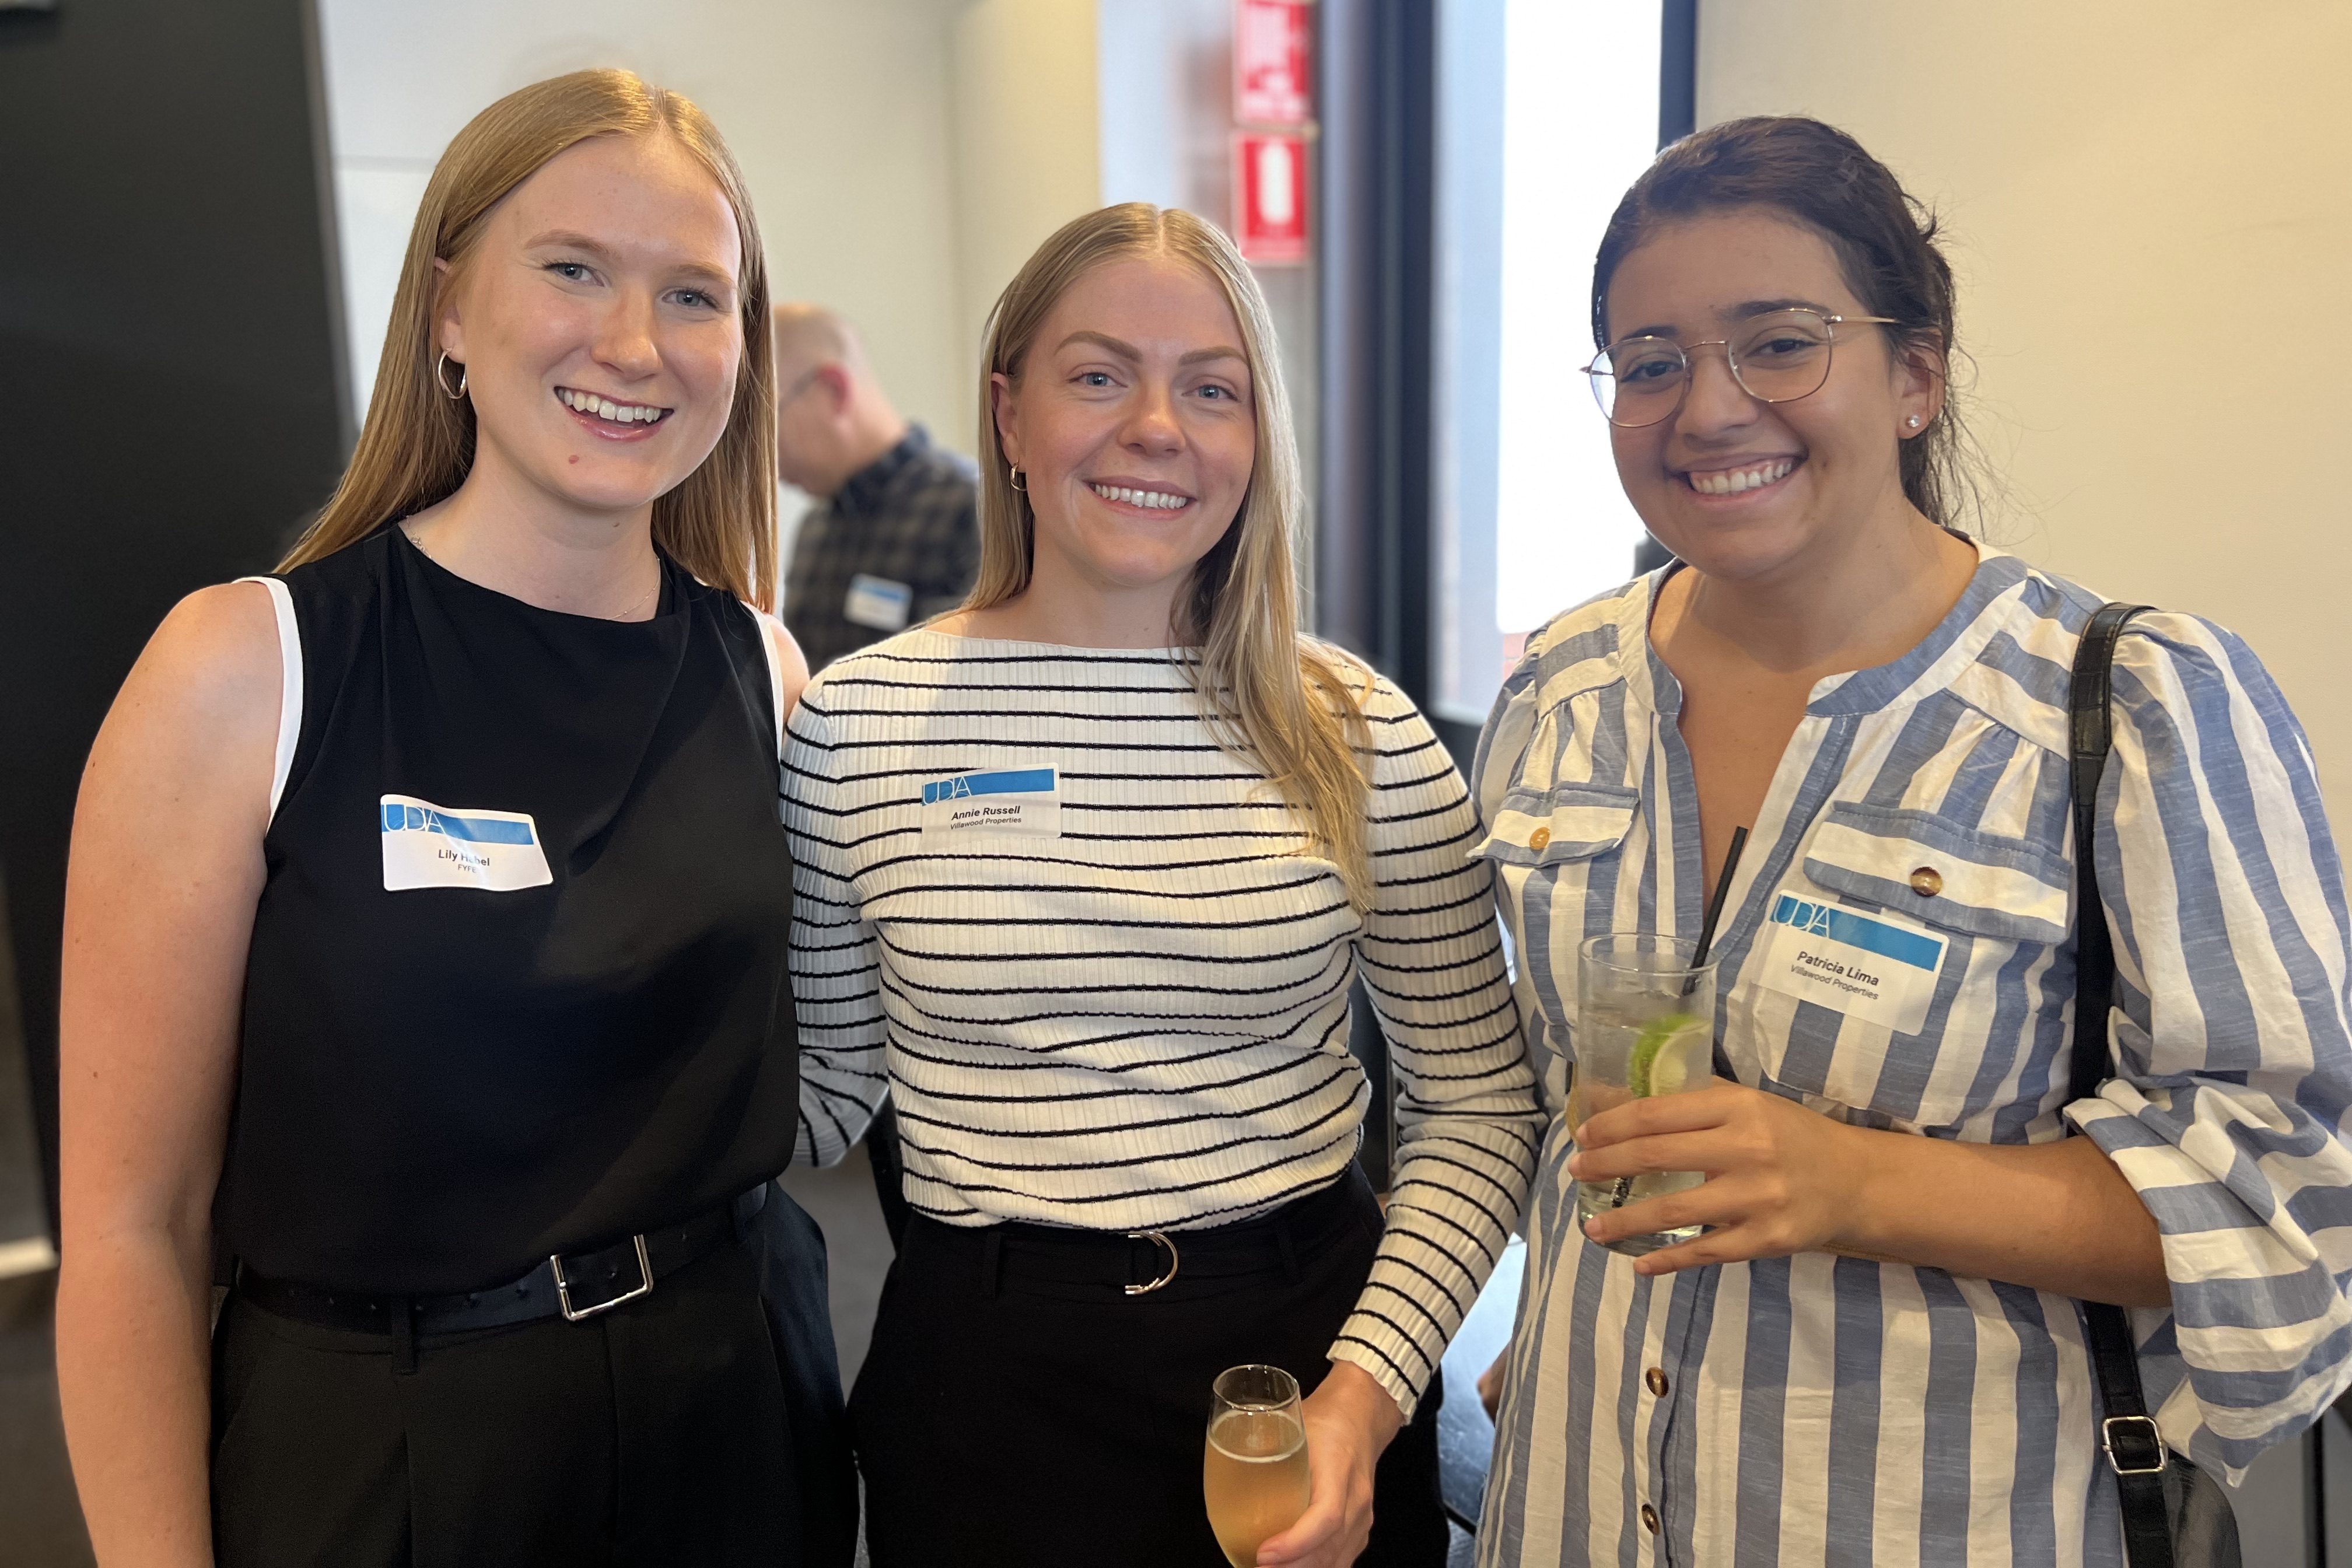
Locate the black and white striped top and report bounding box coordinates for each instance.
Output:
[782,629,1543,1409]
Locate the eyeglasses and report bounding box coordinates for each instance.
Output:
[1583,308,1899,428]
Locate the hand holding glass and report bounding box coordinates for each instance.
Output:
[1572,933,1719,1256]
[1204,1364,1310,1567]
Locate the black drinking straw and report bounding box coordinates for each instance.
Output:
[1608,825,1749,1212]
[1687,824,1749,984]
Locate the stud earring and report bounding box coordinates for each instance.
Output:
[436,352,468,401]
[1905,415,1922,429]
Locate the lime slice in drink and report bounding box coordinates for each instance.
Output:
[1627,1013,1709,1097]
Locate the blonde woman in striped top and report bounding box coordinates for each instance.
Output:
[783,205,1542,1567]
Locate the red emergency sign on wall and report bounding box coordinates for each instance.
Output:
[1235,0,1312,127]
[1234,132,1308,265]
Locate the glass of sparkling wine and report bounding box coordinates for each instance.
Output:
[1204,1364,1311,1567]
[1572,933,1720,1257]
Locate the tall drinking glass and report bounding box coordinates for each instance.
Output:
[1203,1364,1310,1567]
[1572,933,1719,1256]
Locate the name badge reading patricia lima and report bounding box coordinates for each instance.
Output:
[380,794,554,892]
[919,768,1060,840]
[844,573,914,632]
[1751,892,1947,1034]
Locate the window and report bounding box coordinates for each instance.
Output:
[1431,0,1664,724]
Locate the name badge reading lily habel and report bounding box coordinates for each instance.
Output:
[843,573,914,632]
[380,794,554,892]
[1751,892,1948,1034]
[919,768,1060,841]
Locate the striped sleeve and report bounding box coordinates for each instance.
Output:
[1329,676,1545,1414]
[782,687,891,1167]
[2064,612,2352,1481]
[1471,626,1570,1122]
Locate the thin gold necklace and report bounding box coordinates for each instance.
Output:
[403,524,659,621]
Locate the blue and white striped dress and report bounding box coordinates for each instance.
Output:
[1472,547,2352,1566]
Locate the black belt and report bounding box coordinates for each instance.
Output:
[236,1185,769,1368]
[907,1169,1374,1299]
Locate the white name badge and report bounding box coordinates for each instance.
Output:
[1751,891,1947,1034]
[919,767,1059,840]
[844,573,914,632]
[380,794,554,892]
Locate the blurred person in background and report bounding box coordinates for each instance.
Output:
[1472,116,2352,1566]
[785,203,1543,1568]
[773,301,982,1249]
[774,302,981,673]
[55,71,853,1567]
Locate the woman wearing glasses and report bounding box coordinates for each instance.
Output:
[1472,116,2352,1564]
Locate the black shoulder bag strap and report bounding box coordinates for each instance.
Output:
[2070,601,2172,1568]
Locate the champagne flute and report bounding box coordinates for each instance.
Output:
[1203,1364,1310,1567]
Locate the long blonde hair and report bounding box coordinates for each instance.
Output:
[281,69,778,607]
[970,204,1374,906]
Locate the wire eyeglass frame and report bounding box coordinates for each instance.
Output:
[1583,309,1902,428]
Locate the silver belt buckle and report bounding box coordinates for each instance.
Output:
[552,1234,654,1322]
[1123,1230,1179,1296]
[2101,1414,2167,1476]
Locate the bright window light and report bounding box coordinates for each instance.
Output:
[1432,0,1662,723]
[1496,0,1659,635]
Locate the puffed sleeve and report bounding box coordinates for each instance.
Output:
[1328,673,1545,1416]
[2063,611,2352,1481]
[780,677,891,1166]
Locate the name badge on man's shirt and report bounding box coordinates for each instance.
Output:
[380,794,554,892]
[1751,892,1948,1034]
[919,768,1060,840]
[844,574,913,632]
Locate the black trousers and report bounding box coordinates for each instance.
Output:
[852,1170,1448,1567]
[210,1188,856,1567]
[864,1100,912,1249]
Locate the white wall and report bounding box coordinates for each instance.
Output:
[1697,0,2352,810]
[317,0,971,455]
[945,0,1101,425]
[1095,0,1233,218]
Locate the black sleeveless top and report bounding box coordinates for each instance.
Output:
[216,528,799,1296]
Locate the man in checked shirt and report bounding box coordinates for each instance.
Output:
[773,303,979,1247]
[774,303,981,676]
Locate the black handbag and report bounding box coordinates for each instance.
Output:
[2068,603,2241,1568]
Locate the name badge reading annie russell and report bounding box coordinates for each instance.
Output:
[919,768,1060,840]
[380,794,554,892]
[1751,892,1948,1034]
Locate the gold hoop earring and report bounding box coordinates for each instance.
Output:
[1007,464,1027,492]
[436,351,468,401]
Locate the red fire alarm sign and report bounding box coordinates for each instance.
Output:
[1236,0,1312,127]
[1234,132,1308,265]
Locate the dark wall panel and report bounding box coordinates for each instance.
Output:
[0,0,349,1220]
[1315,0,1434,702]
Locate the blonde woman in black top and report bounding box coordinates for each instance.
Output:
[56,72,849,1566]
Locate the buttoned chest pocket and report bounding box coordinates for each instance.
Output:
[1474,782,1640,1051]
[1737,801,2074,1133]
